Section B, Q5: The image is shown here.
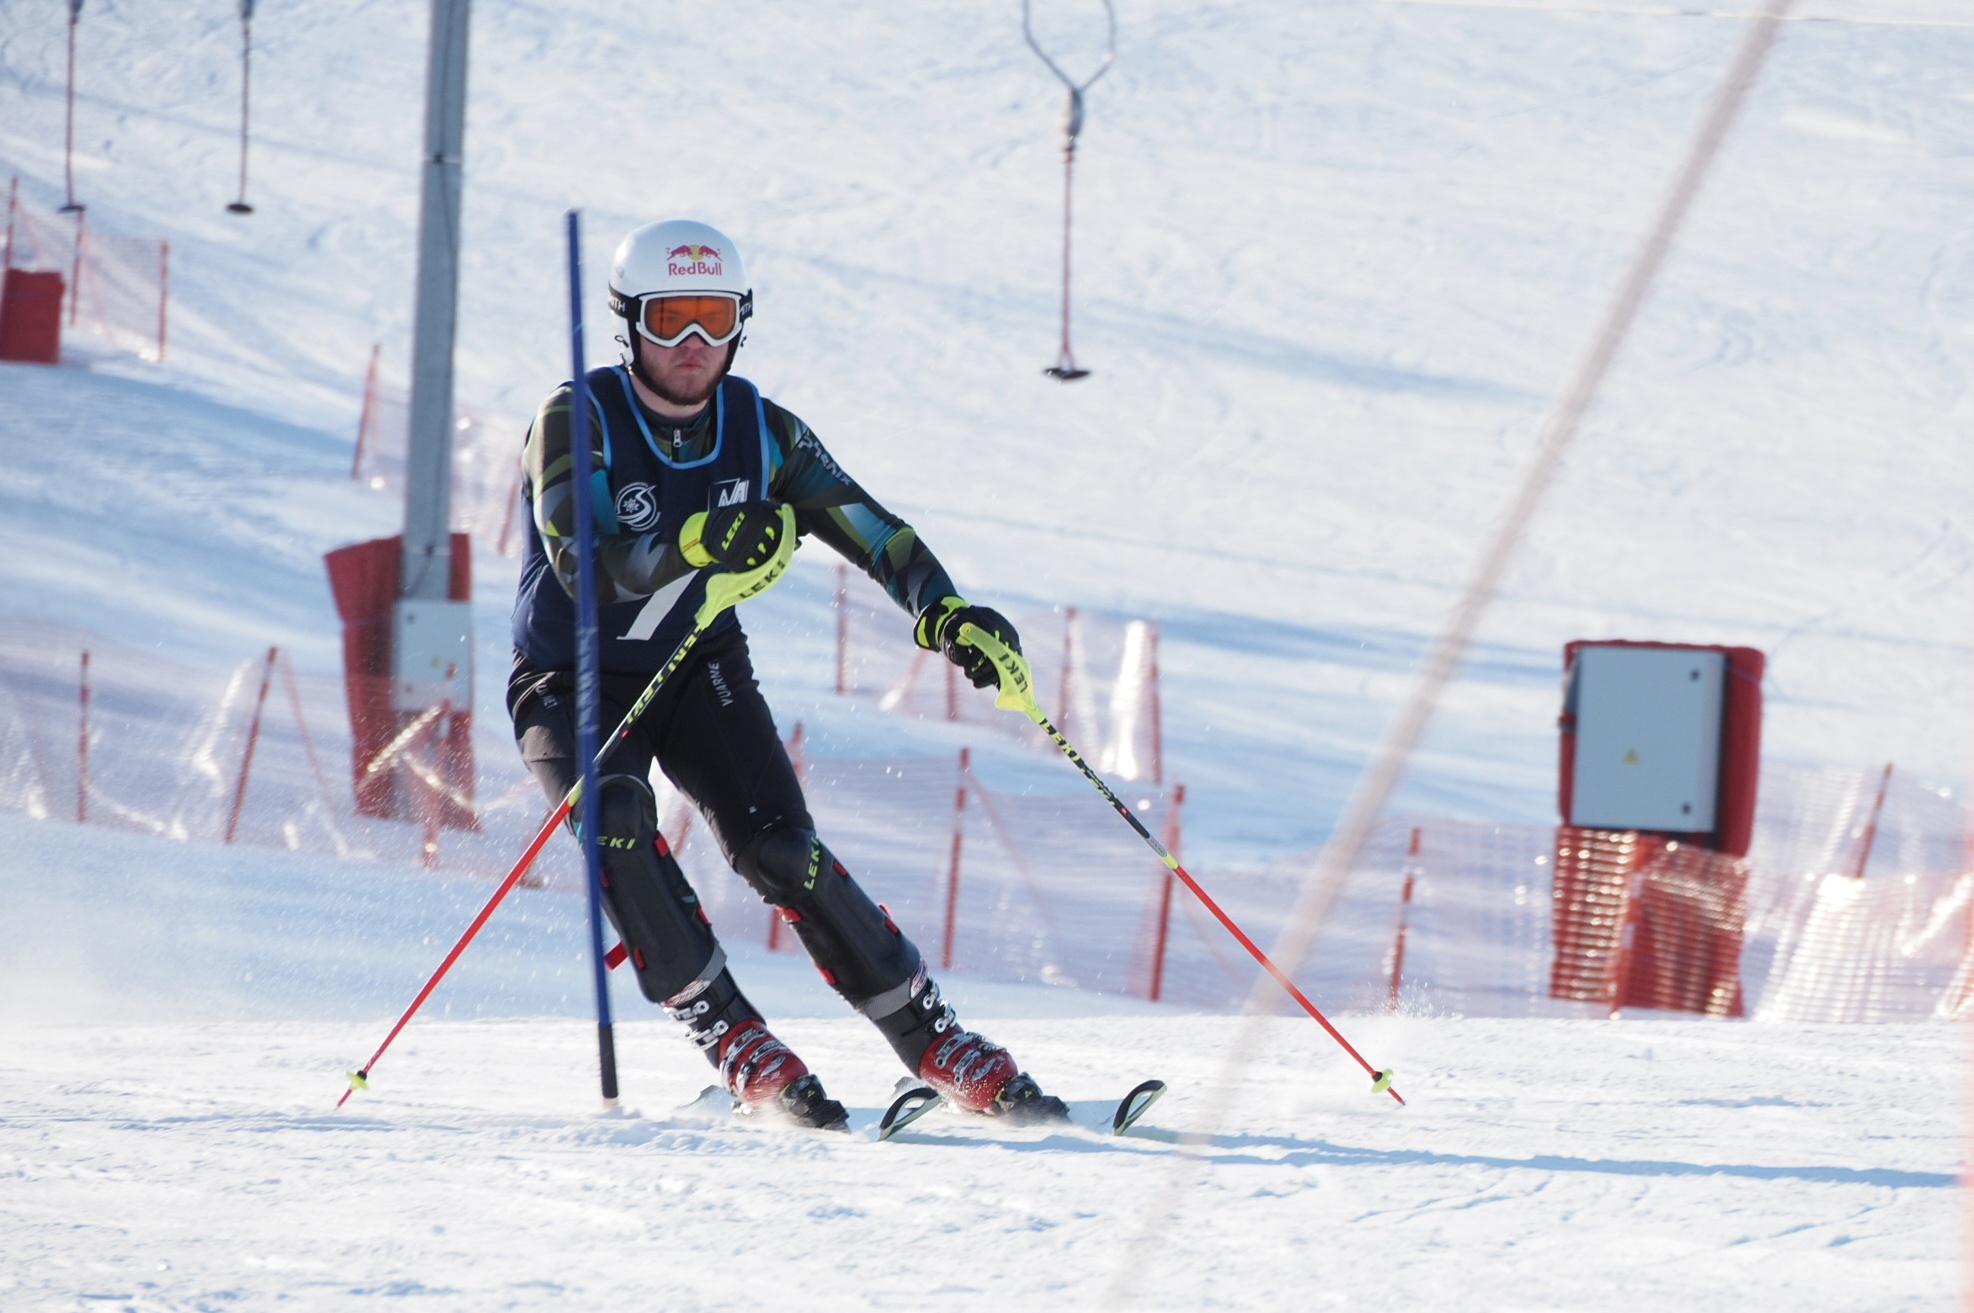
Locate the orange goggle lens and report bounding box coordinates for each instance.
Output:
[639,294,742,347]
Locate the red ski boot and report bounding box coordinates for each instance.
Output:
[919,1028,1067,1123]
[718,1021,847,1130]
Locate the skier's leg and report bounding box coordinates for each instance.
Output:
[645,635,923,1028]
[508,655,839,1123]
[659,633,1063,1120]
[509,660,724,1001]
[738,825,1060,1118]
[592,776,828,1111]
[735,825,927,1043]
[588,771,728,1004]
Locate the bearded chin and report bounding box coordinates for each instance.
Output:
[635,341,736,407]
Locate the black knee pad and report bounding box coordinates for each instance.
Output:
[589,773,725,1006]
[739,826,923,1018]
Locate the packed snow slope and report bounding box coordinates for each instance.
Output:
[2,2,1973,1310]
[0,815,1962,1313]
[2,1014,1960,1312]
[6,0,1974,854]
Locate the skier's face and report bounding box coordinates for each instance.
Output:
[634,333,732,414]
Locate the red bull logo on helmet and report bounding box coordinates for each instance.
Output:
[667,243,723,277]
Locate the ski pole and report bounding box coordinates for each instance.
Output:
[960,623,1404,1105]
[336,515,798,1107]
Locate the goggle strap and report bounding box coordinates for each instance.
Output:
[612,289,753,324]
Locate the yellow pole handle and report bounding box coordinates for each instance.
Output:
[694,504,797,628]
[957,621,1042,720]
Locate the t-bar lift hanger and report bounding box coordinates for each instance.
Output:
[227,0,256,215]
[1023,0,1115,381]
[60,0,85,214]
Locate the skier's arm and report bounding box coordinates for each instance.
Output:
[524,385,696,604]
[762,403,1021,686]
[763,402,958,617]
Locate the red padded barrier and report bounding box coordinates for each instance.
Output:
[323,534,475,826]
[0,268,62,364]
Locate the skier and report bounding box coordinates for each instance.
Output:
[508,218,1064,1130]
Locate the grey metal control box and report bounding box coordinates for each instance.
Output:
[391,598,474,712]
[1567,645,1724,832]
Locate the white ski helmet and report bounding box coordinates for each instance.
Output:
[608,218,753,347]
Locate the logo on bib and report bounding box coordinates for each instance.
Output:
[712,478,750,509]
[616,482,660,531]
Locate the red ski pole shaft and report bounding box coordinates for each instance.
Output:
[959,623,1404,1105]
[1165,863,1397,1098]
[337,794,570,1107]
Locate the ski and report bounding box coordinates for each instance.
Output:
[875,1078,1167,1141]
[690,1076,1164,1140]
[1112,1078,1167,1134]
[876,1084,943,1140]
[676,1083,851,1134]
[677,1084,735,1119]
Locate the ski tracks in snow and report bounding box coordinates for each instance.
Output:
[1,1014,1956,1310]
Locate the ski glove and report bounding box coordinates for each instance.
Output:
[915,595,1021,690]
[680,500,788,572]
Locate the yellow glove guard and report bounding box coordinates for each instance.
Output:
[694,504,797,627]
[678,511,716,568]
[914,595,968,652]
[957,621,1042,721]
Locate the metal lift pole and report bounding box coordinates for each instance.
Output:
[400,0,471,607]
[392,0,475,808]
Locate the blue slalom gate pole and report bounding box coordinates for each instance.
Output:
[565,209,619,1107]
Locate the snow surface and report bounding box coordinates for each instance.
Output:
[2,0,1972,1307]
[2,1013,1960,1311]
[0,811,1961,1312]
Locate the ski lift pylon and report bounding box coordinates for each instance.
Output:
[1022,0,1115,382]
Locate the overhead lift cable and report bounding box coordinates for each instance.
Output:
[1022,0,1114,381]
[228,0,256,215]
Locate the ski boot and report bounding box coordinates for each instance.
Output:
[718,1020,848,1131]
[919,1028,1067,1124]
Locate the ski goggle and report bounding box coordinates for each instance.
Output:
[630,292,749,348]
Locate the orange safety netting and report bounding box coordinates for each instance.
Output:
[833,568,1164,784]
[3,180,167,363]
[5,615,1973,1022]
[1550,829,1746,1016]
[349,345,527,557]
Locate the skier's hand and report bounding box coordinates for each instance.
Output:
[915,596,1021,690]
[679,500,789,572]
